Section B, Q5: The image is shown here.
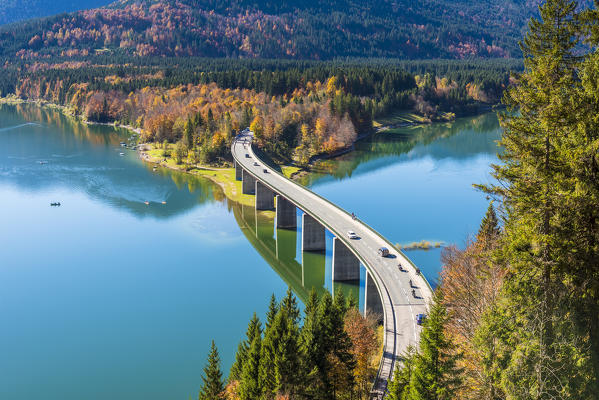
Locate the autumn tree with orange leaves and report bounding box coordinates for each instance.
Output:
[439,203,504,399]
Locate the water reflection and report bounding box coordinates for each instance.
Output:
[302,112,502,284]
[0,103,499,305]
[0,104,221,218]
[233,203,325,304]
[301,112,501,185]
[1,104,360,306]
[231,203,363,310]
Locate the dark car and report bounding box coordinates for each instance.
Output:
[263,169,268,173]
[416,313,426,325]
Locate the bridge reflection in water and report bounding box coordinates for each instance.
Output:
[232,202,365,310]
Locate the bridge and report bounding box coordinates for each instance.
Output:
[232,131,433,399]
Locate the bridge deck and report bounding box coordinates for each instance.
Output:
[232,133,433,399]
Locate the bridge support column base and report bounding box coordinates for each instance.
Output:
[332,237,360,281]
[302,213,325,252]
[255,181,275,210]
[235,161,242,181]
[365,271,383,321]
[242,169,256,195]
[276,195,296,229]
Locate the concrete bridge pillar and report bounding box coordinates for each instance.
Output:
[365,271,383,321]
[276,195,296,229]
[242,169,256,195]
[235,161,242,181]
[255,181,275,210]
[301,213,325,252]
[332,237,360,281]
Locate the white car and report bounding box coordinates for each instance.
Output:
[347,230,358,239]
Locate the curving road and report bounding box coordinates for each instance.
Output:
[232,132,433,399]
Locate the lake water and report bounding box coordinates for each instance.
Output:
[0,104,501,399]
[303,113,502,285]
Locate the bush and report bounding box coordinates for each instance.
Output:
[173,141,187,164]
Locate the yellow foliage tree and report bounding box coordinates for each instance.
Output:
[326,76,338,97]
[250,116,264,140]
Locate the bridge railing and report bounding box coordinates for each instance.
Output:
[232,134,433,398]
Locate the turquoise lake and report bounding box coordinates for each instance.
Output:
[0,104,501,399]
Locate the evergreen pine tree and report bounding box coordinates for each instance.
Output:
[476,203,500,246]
[333,288,347,317]
[300,288,325,398]
[229,313,262,382]
[239,335,262,400]
[346,289,358,310]
[317,291,356,399]
[409,292,462,400]
[228,341,247,383]
[305,287,319,317]
[481,0,599,396]
[265,294,278,330]
[199,341,225,400]
[183,118,194,150]
[387,347,416,400]
[246,313,262,345]
[260,307,302,399]
[281,287,301,325]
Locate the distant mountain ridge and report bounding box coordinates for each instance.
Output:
[0,0,562,59]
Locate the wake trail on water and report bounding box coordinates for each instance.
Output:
[0,122,42,132]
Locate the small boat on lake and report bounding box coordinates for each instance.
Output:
[50,202,61,206]
[119,152,125,156]
[144,201,150,205]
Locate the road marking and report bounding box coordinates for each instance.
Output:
[234,136,431,393]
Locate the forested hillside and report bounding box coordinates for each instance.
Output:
[0,0,108,26]
[0,0,526,166]
[0,0,556,59]
[0,57,518,164]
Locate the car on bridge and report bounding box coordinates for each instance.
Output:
[245,153,250,158]
[347,230,358,239]
[253,162,260,166]
[378,247,390,257]
[416,313,426,325]
[263,169,268,173]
